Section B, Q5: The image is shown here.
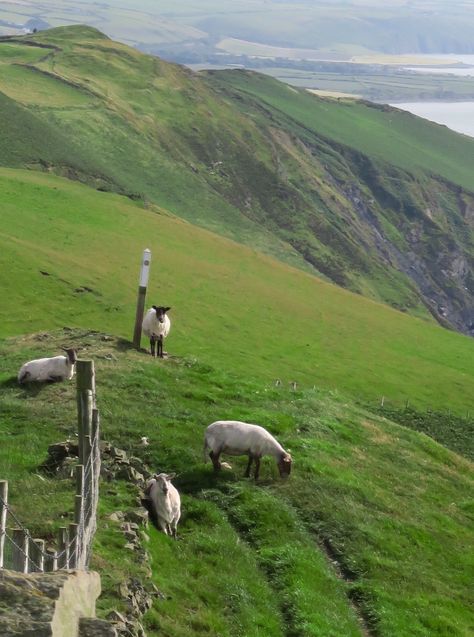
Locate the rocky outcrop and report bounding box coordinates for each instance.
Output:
[0,569,106,637]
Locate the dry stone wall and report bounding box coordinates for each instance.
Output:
[0,569,113,637]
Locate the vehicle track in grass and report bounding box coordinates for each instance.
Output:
[200,483,366,637]
[317,535,378,637]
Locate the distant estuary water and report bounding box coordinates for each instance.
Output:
[391,101,474,139]
[393,54,474,139]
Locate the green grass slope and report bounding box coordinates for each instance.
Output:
[0,330,472,636]
[0,26,473,334]
[0,90,110,185]
[206,70,474,196]
[0,167,473,413]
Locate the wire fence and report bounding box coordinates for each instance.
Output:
[0,360,101,573]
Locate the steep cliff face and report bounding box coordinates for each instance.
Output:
[0,27,472,333]
[200,72,474,333]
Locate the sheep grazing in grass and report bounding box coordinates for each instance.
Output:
[144,473,181,538]
[142,305,171,357]
[204,420,292,480]
[18,348,78,384]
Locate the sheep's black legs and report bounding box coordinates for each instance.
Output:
[149,335,165,358]
[210,451,221,471]
[158,335,164,358]
[244,455,253,478]
[254,457,261,480]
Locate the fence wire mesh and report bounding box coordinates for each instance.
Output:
[0,401,100,573]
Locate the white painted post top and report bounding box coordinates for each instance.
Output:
[139,248,151,287]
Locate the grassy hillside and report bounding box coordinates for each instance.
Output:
[1,167,473,414]
[0,26,473,336]
[0,329,472,636]
[207,70,474,192]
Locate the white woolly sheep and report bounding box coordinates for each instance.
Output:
[18,348,78,384]
[204,420,292,480]
[142,305,171,358]
[144,473,181,538]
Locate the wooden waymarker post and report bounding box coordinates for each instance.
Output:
[133,248,151,350]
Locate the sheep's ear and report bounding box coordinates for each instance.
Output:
[152,305,157,310]
[166,472,176,480]
[164,307,171,312]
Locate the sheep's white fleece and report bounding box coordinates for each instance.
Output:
[204,420,286,459]
[142,309,171,338]
[18,355,75,383]
[146,475,181,536]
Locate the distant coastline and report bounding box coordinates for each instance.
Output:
[391,101,474,138]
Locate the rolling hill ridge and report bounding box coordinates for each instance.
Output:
[0,25,473,335]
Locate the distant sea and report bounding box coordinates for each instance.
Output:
[392,101,474,138]
[393,55,474,139]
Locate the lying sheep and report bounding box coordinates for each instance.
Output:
[204,420,292,480]
[142,306,171,357]
[18,348,78,384]
[144,473,180,538]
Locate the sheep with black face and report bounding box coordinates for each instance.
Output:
[142,305,171,357]
[18,348,78,384]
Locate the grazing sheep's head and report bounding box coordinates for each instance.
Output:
[154,472,176,494]
[152,306,171,324]
[61,347,78,364]
[278,452,292,478]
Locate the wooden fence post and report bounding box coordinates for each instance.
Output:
[76,361,95,465]
[84,434,92,530]
[133,248,151,349]
[45,548,58,572]
[57,527,69,570]
[69,523,78,569]
[0,480,7,570]
[75,465,84,509]
[12,528,29,573]
[30,539,45,573]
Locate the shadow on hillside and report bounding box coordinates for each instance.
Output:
[0,376,18,390]
[176,466,239,496]
[114,338,146,353]
[1,376,56,397]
